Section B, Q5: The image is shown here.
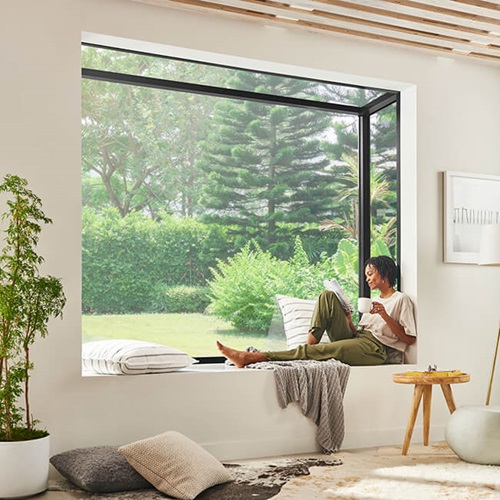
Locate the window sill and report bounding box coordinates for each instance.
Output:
[82,363,246,377]
[82,360,413,377]
[181,363,239,372]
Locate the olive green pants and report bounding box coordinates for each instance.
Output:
[264,291,387,366]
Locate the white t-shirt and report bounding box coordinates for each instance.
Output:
[358,291,416,352]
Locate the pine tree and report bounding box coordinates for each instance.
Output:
[198,72,339,256]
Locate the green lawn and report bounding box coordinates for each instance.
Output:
[82,312,287,357]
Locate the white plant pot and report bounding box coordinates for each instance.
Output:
[0,434,50,498]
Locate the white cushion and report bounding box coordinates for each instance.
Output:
[118,431,232,499]
[82,340,197,375]
[276,295,329,349]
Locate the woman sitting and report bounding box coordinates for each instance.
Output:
[217,255,416,367]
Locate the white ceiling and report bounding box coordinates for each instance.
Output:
[133,0,500,66]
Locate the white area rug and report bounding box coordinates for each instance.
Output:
[274,442,500,499]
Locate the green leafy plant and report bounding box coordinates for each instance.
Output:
[208,237,361,332]
[208,241,289,332]
[0,175,66,442]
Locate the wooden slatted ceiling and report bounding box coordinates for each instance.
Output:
[133,0,500,65]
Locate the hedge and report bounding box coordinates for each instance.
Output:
[82,207,229,314]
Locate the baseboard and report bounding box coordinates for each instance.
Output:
[202,423,447,461]
[203,434,321,461]
[343,424,446,450]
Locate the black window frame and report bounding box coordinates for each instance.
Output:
[81,43,400,363]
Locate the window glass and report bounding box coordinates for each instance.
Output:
[81,45,399,359]
[83,46,387,107]
[370,103,398,260]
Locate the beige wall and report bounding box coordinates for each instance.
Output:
[1,0,499,462]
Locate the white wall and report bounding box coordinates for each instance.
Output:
[1,0,499,463]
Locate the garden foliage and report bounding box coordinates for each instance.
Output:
[83,205,394,336]
[151,285,211,314]
[82,207,230,314]
[208,237,360,332]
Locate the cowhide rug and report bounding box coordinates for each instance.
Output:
[49,456,342,499]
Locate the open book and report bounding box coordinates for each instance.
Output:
[323,279,355,314]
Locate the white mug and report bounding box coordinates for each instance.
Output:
[358,297,372,313]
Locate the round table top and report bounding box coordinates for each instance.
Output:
[393,372,470,385]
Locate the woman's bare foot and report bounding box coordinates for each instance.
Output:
[216,341,266,368]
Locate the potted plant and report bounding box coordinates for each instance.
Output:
[0,174,66,498]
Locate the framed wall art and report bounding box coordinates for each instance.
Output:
[443,171,500,264]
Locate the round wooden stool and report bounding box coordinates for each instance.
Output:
[393,371,470,455]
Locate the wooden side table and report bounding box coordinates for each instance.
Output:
[393,371,470,455]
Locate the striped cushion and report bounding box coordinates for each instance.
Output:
[276,295,329,349]
[82,340,196,375]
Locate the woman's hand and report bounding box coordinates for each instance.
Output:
[370,301,415,345]
[370,301,387,318]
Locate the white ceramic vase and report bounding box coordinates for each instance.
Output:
[0,434,50,498]
[445,405,500,465]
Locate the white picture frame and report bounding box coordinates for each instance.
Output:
[443,171,500,264]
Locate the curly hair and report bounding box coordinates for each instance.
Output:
[364,255,399,288]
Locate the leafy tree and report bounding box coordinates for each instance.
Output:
[81,47,218,218]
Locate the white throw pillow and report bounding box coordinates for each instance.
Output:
[82,340,197,375]
[118,431,232,500]
[276,295,329,349]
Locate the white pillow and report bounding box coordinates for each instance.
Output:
[118,431,232,499]
[276,295,330,349]
[82,340,197,375]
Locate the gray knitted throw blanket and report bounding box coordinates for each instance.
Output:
[247,359,350,453]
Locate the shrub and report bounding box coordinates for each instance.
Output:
[207,237,367,332]
[208,242,289,332]
[151,285,211,313]
[82,208,156,313]
[278,236,327,299]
